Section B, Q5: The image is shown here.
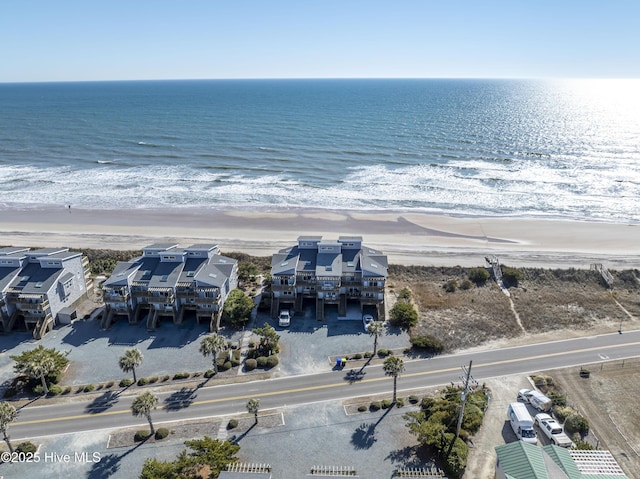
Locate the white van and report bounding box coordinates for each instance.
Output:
[518,389,552,412]
[508,402,537,444]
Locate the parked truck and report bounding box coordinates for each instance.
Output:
[534,413,574,448]
[508,402,537,444]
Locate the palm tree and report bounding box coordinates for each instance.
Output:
[246,398,260,424]
[27,356,55,395]
[199,333,227,374]
[383,356,405,403]
[131,391,158,435]
[119,348,143,383]
[367,321,384,356]
[0,402,17,453]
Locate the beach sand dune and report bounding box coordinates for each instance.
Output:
[1,206,638,269]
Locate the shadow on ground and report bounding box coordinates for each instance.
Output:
[61,318,209,348]
[163,387,198,411]
[85,390,122,414]
[87,437,149,479]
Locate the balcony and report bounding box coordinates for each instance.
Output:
[11,298,50,311]
[147,294,176,305]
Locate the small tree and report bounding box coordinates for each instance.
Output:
[11,345,69,393]
[253,322,280,355]
[119,348,143,383]
[222,289,255,326]
[131,391,158,435]
[246,398,260,424]
[27,356,55,395]
[0,401,17,453]
[199,333,227,374]
[368,321,384,356]
[383,356,405,403]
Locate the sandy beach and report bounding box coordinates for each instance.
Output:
[1,206,639,269]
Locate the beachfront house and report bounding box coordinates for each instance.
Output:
[101,244,238,332]
[271,236,387,321]
[0,247,90,338]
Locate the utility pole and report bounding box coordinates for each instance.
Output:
[448,360,476,456]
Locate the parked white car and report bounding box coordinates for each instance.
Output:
[278,310,291,327]
[362,314,374,332]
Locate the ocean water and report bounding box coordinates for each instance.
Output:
[1,79,639,221]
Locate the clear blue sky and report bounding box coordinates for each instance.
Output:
[2,0,639,82]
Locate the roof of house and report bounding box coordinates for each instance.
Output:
[271,238,387,278]
[103,261,141,287]
[0,267,23,291]
[496,442,629,479]
[0,247,30,255]
[11,262,64,294]
[496,441,556,479]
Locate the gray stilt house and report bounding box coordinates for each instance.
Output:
[0,247,90,338]
[101,244,238,332]
[271,236,387,321]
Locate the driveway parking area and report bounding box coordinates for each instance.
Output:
[256,305,410,375]
[1,302,409,390]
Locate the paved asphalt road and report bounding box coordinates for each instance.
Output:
[10,329,640,440]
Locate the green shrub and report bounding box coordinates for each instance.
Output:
[408,395,419,404]
[398,288,412,301]
[204,369,216,378]
[469,267,490,285]
[220,361,232,371]
[357,405,368,412]
[48,384,63,396]
[381,399,392,409]
[548,391,566,407]
[565,413,589,436]
[119,378,133,388]
[33,384,44,395]
[154,428,170,440]
[62,386,72,395]
[395,397,405,407]
[173,372,190,380]
[354,353,363,360]
[389,301,418,328]
[266,355,279,368]
[377,349,390,358]
[137,377,149,386]
[105,381,115,388]
[443,435,468,478]
[256,356,268,368]
[134,430,150,442]
[553,406,574,423]
[227,419,239,429]
[369,401,381,411]
[443,279,458,293]
[363,351,373,358]
[502,266,523,287]
[16,441,37,454]
[459,279,473,290]
[83,384,95,393]
[162,375,171,382]
[231,350,242,366]
[245,358,257,371]
[573,439,595,450]
[148,376,159,384]
[410,335,445,354]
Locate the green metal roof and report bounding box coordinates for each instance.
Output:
[542,445,582,479]
[495,442,550,479]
